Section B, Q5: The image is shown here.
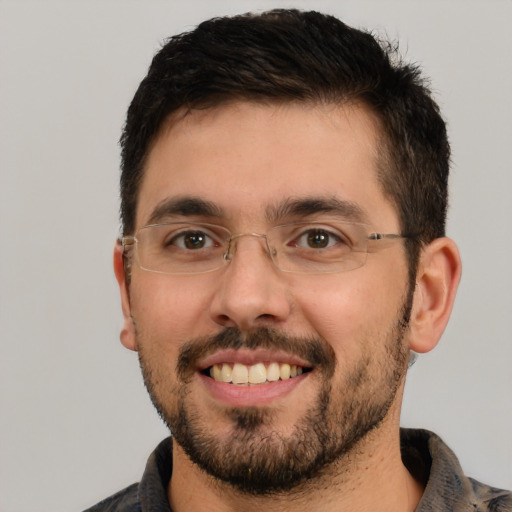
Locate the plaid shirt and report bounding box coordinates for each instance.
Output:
[84,429,512,511]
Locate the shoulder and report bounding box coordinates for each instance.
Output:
[401,428,512,512]
[469,478,512,512]
[83,482,141,512]
[83,437,173,512]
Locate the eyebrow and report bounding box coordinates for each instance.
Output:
[146,196,224,225]
[145,195,369,226]
[266,196,369,224]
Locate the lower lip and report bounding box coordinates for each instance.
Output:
[199,372,309,407]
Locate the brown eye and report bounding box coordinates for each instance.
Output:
[295,229,341,249]
[171,231,215,250]
[306,230,330,249]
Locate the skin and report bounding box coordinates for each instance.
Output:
[114,101,461,512]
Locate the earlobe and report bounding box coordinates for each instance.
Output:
[113,241,138,351]
[408,237,462,354]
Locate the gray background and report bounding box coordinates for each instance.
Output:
[0,1,511,511]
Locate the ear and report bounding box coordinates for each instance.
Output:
[113,241,138,351]
[408,237,462,354]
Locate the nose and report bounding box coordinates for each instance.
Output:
[209,234,292,331]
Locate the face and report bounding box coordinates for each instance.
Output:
[119,102,412,493]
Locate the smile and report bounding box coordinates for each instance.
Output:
[207,362,309,385]
[197,348,314,405]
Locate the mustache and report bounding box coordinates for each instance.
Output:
[177,326,336,382]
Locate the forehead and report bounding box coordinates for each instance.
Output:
[136,101,397,230]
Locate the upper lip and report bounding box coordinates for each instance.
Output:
[197,348,313,371]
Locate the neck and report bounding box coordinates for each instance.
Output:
[168,414,424,512]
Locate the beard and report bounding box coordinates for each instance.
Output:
[136,293,412,496]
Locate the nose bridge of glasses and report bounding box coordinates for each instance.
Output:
[224,232,271,262]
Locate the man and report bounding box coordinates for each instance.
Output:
[87,9,511,512]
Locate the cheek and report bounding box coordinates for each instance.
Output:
[290,267,407,357]
[129,274,216,346]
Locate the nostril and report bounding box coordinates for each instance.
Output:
[256,313,274,320]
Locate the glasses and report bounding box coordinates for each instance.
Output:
[121,220,410,275]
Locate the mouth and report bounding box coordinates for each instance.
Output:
[196,349,314,406]
[202,361,312,385]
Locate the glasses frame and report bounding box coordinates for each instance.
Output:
[121,220,412,275]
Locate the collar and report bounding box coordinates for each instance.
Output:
[135,429,510,511]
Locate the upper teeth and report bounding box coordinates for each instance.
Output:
[209,362,304,385]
